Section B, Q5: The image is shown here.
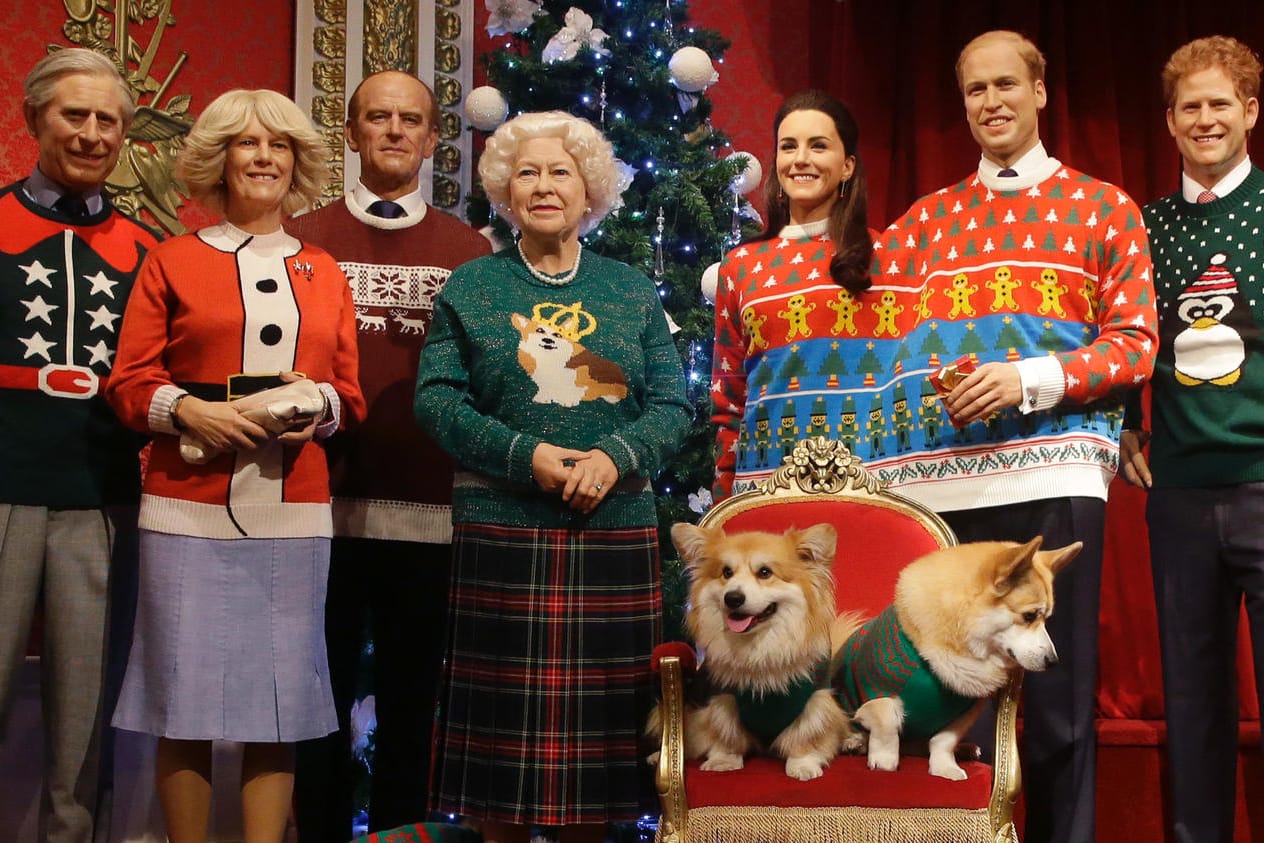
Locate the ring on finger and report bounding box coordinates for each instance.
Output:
[594,482,604,492]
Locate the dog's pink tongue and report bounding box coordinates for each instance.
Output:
[727,614,755,633]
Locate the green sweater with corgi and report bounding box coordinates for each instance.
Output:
[1124,166,1264,488]
[414,247,689,529]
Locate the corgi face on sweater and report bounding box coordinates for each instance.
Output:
[511,309,628,408]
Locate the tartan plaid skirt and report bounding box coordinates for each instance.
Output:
[434,522,662,826]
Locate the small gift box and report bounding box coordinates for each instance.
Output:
[928,356,977,428]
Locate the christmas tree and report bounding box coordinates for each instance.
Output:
[468,0,760,640]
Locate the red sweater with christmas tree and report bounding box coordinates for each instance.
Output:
[711,221,917,498]
[870,154,1158,511]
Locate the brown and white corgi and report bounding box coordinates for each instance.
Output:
[512,311,628,407]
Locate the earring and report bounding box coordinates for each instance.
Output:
[778,184,785,201]
[838,179,849,198]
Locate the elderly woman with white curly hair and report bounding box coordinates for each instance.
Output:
[415,111,689,843]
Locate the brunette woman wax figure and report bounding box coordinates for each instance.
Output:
[105,89,364,843]
[414,110,689,843]
[711,90,880,500]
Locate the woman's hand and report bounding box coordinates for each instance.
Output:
[274,371,324,444]
[532,442,592,493]
[175,395,270,452]
[561,448,619,514]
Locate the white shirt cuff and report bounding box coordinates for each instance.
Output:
[1013,356,1066,414]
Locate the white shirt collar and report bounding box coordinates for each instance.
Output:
[1180,156,1252,203]
[346,182,429,229]
[976,142,1062,192]
[24,167,105,214]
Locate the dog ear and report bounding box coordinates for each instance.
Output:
[992,536,1044,595]
[792,523,838,567]
[671,523,712,567]
[1039,540,1082,576]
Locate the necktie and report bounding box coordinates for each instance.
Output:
[1197,190,1218,204]
[367,200,406,219]
[53,194,90,218]
[997,168,1018,178]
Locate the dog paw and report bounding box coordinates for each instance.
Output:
[785,757,825,780]
[840,731,867,754]
[700,753,744,772]
[867,747,899,772]
[646,751,660,767]
[929,758,968,781]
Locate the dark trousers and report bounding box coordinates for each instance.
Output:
[943,496,1104,843]
[1148,484,1264,843]
[295,537,451,842]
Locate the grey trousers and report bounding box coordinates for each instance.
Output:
[0,504,134,843]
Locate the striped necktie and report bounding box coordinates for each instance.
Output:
[1197,190,1218,204]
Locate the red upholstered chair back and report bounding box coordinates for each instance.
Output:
[700,440,955,617]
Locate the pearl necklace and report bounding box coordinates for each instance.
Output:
[517,240,583,286]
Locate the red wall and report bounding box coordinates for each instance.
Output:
[0,1,293,228]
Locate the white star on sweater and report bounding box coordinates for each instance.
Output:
[86,304,121,332]
[84,339,113,367]
[85,271,118,298]
[21,260,56,287]
[22,295,58,324]
[20,332,56,361]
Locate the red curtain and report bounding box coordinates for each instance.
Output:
[811,0,1264,720]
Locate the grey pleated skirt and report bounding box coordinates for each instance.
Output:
[111,529,337,742]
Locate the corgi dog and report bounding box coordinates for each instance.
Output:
[647,523,859,781]
[831,536,1081,780]
[511,311,628,407]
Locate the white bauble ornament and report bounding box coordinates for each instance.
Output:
[465,86,509,131]
[668,46,718,93]
[726,151,763,195]
[700,261,721,304]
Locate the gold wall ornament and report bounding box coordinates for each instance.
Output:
[55,0,193,235]
[302,0,347,205]
[364,0,416,75]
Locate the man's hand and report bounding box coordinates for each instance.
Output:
[943,362,1023,425]
[1119,429,1152,489]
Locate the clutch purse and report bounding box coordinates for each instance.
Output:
[179,378,326,464]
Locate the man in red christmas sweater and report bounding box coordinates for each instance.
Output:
[877,30,1158,843]
[287,70,490,841]
[0,49,159,843]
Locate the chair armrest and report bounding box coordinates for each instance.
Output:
[653,652,690,843]
[988,670,1024,843]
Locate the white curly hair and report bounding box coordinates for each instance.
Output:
[478,111,626,234]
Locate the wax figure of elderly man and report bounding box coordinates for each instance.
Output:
[0,48,158,843]
[287,69,490,841]
[1121,35,1264,843]
[876,29,1158,843]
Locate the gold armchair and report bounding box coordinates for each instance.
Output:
[652,437,1022,843]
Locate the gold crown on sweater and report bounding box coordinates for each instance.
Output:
[532,301,597,342]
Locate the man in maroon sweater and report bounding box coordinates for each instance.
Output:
[288,70,490,841]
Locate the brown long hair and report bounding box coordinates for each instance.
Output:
[751,90,872,295]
